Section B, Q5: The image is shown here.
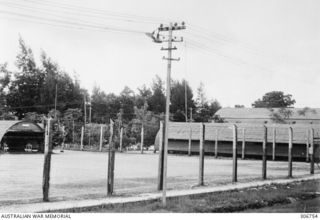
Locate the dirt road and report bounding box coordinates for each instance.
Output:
[0,150,317,205]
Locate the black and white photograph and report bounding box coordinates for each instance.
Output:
[0,0,319,217]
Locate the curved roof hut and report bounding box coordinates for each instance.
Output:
[0,121,44,152]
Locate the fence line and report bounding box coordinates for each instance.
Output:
[30,120,320,203]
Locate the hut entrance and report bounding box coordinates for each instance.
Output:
[0,121,44,152]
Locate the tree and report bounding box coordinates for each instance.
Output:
[135,84,152,109]
[130,103,160,147]
[194,82,221,122]
[6,38,43,118]
[170,79,195,122]
[5,38,85,119]
[41,52,84,111]
[195,82,207,109]
[91,85,109,123]
[0,63,12,118]
[148,75,166,114]
[119,86,135,122]
[297,107,316,116]
[252,91,296,108]
[269,108,293,124]
[23,112,45,123]
[105,93,121,121]
[62,108,83,143]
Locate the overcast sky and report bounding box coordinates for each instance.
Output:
[0,0,319,108]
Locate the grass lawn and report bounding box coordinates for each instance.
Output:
[54,179,320,213]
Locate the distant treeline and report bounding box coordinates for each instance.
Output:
[0,37,221,147]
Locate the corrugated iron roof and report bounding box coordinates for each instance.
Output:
[215,108,320,120]
[168,122,320,144]
[0,120,21,142]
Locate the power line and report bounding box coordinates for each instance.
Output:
[188,23,292,63]
[0,0,285,67]
[0,0,284,76]
[186,38,274,74]
[0,0,166,25]
[0,9,145,35]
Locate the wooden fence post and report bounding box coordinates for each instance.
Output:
[232,124,238,182]
[157,121,164,190]
[119,127,123,152]
[188,124,192,156]
[199,123,205,186]
[72,120,75,144]
[80,126,84,151]
[262,126,267,180]
[88,127,91,148]
[241,128,246,160]
[107,120,115,195]
[310,128,314,174]
[306,129,310,162]
[272,127,276,161]
[99,125,104,152]
[43,118,52,202]
[140,124,144,154]
[288,127,293,178]
[215,128,218,158]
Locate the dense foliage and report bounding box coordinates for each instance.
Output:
[252,91,296,108]
[0,38,221,148]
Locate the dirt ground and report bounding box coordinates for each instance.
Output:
[0,150,318,205]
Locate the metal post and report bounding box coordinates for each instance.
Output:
[310,128,314,174]
[199,123,205,186]
[72,120,75,144]
[241,128,246,160]
[272,126,276,161]
[54,84,57,119]
[84,94,86,132]
[215,128,218,158]
[120,127,123,152]
[288,127,293,178]
[80,126,84,151]
[43,118,52,202]
[107,120,115,195]
[88,127,91,147]
[188,124,192,156]
[141,124,144,154]
[184,80,188,122]
[99,125,104,152]
[232,124,238,182]
[306,129,310,162]
[262,126,267,180]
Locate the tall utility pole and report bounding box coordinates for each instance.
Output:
[84,94,87,129]
[119,108,123,152]
[54,84,58,119]
[88,99,92,146]
[89,100,92,124]
[150,22,186,206]
[184,80,188,122]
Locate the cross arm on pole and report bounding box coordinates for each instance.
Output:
[162,57,180,61]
